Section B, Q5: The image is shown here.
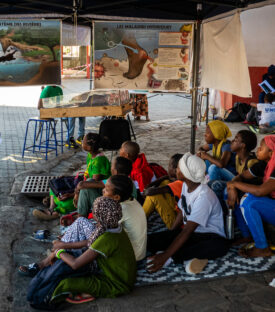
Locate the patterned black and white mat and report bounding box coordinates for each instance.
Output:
[136,214,275,286]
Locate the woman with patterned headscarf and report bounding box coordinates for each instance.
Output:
[49,196,136,305]
[227,135,275,258]
[197,120,236,182]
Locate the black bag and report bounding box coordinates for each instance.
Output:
[49,175,84,197]
[224,102,250,122]
[99,118,131,150]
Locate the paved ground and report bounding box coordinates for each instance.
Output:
[0,79,273,312]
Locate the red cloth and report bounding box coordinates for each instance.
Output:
[131,153,154,192]
[264,135,275,198]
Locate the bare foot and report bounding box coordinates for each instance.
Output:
[122,36,148,79]
[239,246,272,258]
[231,236,253,246]
[42,196,50,207]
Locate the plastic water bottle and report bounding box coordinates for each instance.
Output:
[226,208,234,240]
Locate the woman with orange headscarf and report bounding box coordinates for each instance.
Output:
[227,135,275,258]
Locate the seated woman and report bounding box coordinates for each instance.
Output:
[147,153,228,274]
[227,135,275,258]
[143,153,183,229]
[34,133,111,220]
[197,120,236,181]
[209,130,258,206]
[27,197,136,308]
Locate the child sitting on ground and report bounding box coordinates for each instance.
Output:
[34,133,111,221]
[73,156,137,220]
[146,153,228,274]
[119,141,155,203]
[227,135,275,258]
[143,153,183,229]
[209,130,258,205]
[19,175,146,278]
[197,120,236,182]
[27,197,136,308]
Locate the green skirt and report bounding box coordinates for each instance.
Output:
[49,189,75,215]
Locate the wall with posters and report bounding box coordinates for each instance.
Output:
[0,19,60,86]
[93,21,193,92]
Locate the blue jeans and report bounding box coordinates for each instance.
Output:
[206,161,235,181]
[67,117,86,140]
[237,193,275,249]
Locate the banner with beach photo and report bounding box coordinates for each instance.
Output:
[0,19,61,86]
[93,21,193,92]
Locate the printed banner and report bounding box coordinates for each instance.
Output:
[0,20,61,86]
[93,22,192,92]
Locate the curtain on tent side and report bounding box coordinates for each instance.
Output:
[200,13,252,98]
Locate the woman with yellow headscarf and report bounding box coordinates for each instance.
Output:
[197,120,236,182]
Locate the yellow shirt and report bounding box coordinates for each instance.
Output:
[235,155,258,175]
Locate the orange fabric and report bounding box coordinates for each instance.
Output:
[168,180,183,201]
[130,153,154,192]
[264,135,275,198]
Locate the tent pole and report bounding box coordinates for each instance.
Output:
[190,20,201,154]
[206,88,209,125]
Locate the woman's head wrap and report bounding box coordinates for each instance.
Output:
[208,120,232,159]
[88,196,122,246]
[179,152,206,183]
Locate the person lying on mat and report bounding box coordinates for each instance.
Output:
[146,153,228,274]
[142,153,183,229]
[27,197,136,308]
[197,120,236,181]
[227,135,275,258]
[33,133,111,221]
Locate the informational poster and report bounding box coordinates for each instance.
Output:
[93,22,192,91]
[0,20,61,86]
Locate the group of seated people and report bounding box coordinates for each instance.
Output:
[19,123,275,309]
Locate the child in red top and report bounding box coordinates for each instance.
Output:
[119,141,155,196]
[143,154,183,229]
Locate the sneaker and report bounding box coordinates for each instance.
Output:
[65,137,79,149]
[76,135,84,145]
[185,258,208,274]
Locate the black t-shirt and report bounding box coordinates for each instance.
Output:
[249,161,275,179]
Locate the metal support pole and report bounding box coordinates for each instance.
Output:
[190,20,201,154]
[206,88,209,125]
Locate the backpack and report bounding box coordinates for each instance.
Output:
[99,118,131,150]
[149,163,168,179]
[224,102,250,122]
[49,174,85,197]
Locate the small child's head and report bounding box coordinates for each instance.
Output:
[205,120,232,144]
[264,93,274,104]
[231,130,257,153]
[176,153,206,184]
[111,156,132,176]
[256,136,274,162]
[103,175,133,202]
[119,141,140,162]
[82,133,100,153]
[168,153,184,179]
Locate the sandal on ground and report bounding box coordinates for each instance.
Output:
[185,258,208,274]
[65,294,95,304]
[60,212,78,227]
[33,209,59,221]
[18,263,40,277]
[30,230,55,243]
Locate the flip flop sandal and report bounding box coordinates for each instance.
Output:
[18,263,40,277]
[33,209,59,221]
[30,230,56,243]
[65,295,95,304]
